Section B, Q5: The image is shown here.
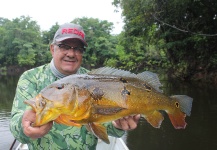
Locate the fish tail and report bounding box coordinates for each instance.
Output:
[168,95,193,129]
[167,111,187,129]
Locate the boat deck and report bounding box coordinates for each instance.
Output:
[15,136,129,150]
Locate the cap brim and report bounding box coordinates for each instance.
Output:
[55,36,88,47]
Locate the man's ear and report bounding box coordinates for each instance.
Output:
[50,44,54,56]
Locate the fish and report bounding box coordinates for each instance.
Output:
[24,67,193,144]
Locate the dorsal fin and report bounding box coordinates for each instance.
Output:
[89,67,162,93]
[137,71,163,93]
[88,67,137,78]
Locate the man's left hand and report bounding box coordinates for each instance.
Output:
[112,114,141,131]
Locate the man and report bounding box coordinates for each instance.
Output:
[10,23,140,149]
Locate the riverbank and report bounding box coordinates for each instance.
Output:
[0,66,30,76]
[191,70,217,85]
[1,66,217,85]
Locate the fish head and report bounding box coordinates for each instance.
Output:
[24,82,78,126]
[40,82,77,104]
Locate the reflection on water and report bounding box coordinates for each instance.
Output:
[126,79,217,150]
[0,75,217,150]
[0,110,15,149]
[0,76,19,150]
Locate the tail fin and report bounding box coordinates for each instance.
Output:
[168,111,187,129]
[168,95,193,129]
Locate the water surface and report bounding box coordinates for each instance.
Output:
[0,76,19,149]
[126,80,217,150]
[0,75,217,150]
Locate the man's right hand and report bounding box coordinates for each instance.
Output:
[22,109,53,139]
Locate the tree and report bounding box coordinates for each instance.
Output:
[17,43,36,66]
[0,16,50,67]
[71,17,117,69]
[113,0,217,81]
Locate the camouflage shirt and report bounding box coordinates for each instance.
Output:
[10,63,125,150]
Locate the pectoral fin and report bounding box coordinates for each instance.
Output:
[55,114,82,127]
[145,111,164,128]
[93,105,126,115]
[85,123,110,144]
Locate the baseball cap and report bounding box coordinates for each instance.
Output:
[52,23,88,46]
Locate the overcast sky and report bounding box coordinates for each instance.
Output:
[0,0,124,34]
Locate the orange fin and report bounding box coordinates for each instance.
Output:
[145,111,164,128]
[85,123,110,144]
[55,115,82,127]
[168,111,187,129]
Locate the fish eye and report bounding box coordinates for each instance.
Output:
[175,102,179,108]
[56,84,64,89]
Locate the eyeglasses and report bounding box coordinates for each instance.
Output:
[55,43,85,55]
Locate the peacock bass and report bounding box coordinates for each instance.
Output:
[24,67,193,144]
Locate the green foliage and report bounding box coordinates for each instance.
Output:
[0,66,7,75]
[0,16,48,67]
[71,17,117,69]
[1,1,216,84]
[0,16,54,69]
[0,16,118,72]
[42,23,59,44]
[17,43,36,66]
[113,0,217,80]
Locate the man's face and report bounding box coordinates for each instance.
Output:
[50,39,84,75]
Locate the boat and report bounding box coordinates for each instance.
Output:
[15,136,129,150]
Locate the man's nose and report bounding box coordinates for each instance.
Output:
[66,49,76,56]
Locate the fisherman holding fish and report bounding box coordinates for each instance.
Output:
[10,23,141,149]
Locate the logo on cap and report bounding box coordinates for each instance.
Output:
[61,28,85,39]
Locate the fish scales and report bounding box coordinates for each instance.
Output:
[24,67,193,144]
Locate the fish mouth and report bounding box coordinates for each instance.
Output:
[24,98,37,111]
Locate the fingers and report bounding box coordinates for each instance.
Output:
[113,114,141,131]
[133,114,141,124]
[22,110,53,139]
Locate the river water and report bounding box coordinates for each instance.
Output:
[0,75,217,150]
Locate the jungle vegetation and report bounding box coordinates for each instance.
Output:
[0,0,216,84]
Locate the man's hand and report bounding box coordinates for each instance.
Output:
[22,109,53,139]
[112,114,141,131]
